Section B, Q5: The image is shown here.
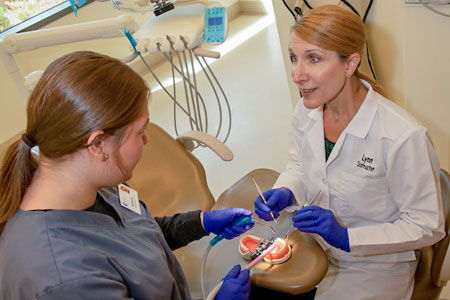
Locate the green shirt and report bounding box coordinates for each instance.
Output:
[325,137,335,161]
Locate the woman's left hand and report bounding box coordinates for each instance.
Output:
[203,208,254,239]
[293,206,350,252]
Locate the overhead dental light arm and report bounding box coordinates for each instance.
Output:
[81,0,214,16]
[0,15,138,98]
[1,15,138,54]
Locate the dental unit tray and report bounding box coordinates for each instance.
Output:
[133,4,205,53]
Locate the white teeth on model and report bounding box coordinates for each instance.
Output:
[302,89,313,92]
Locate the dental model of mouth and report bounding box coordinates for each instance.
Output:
[239,235,292,265]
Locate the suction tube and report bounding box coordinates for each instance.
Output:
[204,243,278,300]
[201,243,213,299]
[200,217,276,299]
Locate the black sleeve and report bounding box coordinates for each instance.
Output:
[155,210,207,250]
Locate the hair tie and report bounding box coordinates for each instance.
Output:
[21,134,36,148]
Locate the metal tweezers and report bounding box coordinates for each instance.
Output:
[284,190,322,239]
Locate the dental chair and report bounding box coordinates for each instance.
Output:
[129,122,328,298]
[127,122,221,216]
[412,169,450,300]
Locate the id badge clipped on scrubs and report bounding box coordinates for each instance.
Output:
[118,183,141,215]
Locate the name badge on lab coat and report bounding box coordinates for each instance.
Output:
[118,183,141,215]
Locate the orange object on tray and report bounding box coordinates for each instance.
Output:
[239,235,291,264]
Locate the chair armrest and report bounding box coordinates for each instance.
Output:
[438,239,450,282]
[176,130,233,161]
[436,170,450,283]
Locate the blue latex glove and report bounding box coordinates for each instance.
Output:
[203,208,254,239]
[215,265,251,300]
[254,188,293,221]
[293,206,350,252]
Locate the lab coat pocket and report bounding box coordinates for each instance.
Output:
[337,171,389,222]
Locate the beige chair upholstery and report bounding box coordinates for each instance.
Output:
[128,122,215,216]
[128,124,328,297]
[213,168,328,295]
[412,169,450,300]
[0,123,327,297]
[174,168,328,298]
[0,122,217,217]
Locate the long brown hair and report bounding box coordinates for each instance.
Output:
[0,51,149,232]
[292,5,383,95]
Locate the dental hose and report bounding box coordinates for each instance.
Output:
[200,218,276,299]
[200,216,254,300]
[205,242,278,300]
[201,243,213,299]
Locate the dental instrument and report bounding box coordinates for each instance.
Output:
[239,235,275,261]
[122,2,232,146]
[251,176,278,225]
[115,0,231,146]
[205,242,278,300]
[209,216,254,247]
[245,242,278,269]
[284,190,322,240]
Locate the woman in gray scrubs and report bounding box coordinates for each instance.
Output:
[0,51,252,300]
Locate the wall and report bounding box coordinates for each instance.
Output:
[271,0,298,108]
[272,1,450,172]
[368,1,450,172]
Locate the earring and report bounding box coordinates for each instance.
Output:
[100,152,109,161]
[346,74,352,78]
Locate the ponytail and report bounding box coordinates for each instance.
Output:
[356,70,385,97]
[1,51,149,234]
[0,139,37,233]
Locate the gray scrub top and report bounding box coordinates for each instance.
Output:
[0,186,199,300]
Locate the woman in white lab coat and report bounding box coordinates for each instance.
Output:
[254,5,444,300]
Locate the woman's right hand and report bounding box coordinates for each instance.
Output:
[215,265,251,300]
[254,188,293,221]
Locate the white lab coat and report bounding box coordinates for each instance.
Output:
[274,80,445,300]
